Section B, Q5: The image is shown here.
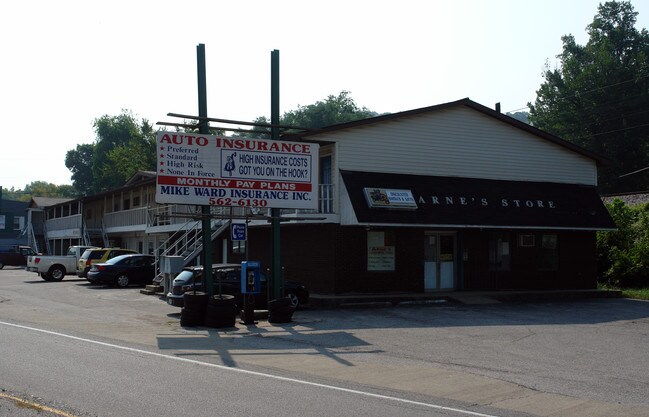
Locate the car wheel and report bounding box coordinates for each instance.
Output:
[115,274,130,288]
[49,266,65,281]
[286,292,300,308]
[40,273,51,281]
[0,262,4,269]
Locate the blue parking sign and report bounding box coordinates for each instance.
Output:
[231,223,247,241]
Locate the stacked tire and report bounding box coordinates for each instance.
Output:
[267,297,295,324]
[180,291,208,327]
[204,294,237,328]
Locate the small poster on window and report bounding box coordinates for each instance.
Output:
[368,246,395,271]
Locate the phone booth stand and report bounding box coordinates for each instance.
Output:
[241,261,261,324]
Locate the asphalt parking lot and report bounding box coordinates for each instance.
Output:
[2,267,649,416]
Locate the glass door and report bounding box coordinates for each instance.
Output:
[424,233,456,291]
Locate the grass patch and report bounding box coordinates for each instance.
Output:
[621,288,649,300]
[598,283,649,300]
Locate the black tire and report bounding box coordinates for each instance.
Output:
[180,307,204,327]
[268,297,292,309]
[0,262,4,270]
[286,292,300,308]
[48,265,66,281]
[115,274,129,288]
[209,294,236,306]
[205,304,238,316]
[40,273,51,281]
[270,305,295,315]
[184,292,209,310]
[268,312,293,324]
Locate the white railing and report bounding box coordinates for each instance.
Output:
[104,206,148,229]
[45,214,82,231]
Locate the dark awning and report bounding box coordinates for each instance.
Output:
[341,170,616,230]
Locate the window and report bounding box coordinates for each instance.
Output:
[539,234,558,270]
[232,240,246,254]
[489,234,511,271]
[133,196,141,207]
[13,216,24,231]
[518,234,535,247]
[123,199,130,210]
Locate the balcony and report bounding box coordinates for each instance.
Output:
[45,214,82,239]
[104,206,149,233]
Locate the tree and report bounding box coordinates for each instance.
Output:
[597,199,649,286]
[1,182,79,201]
[65,143,94,196]
[528,1,649,193]
[65,110,156,195]
[235,91,379,138]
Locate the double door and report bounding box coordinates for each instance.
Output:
[424,233,456,291]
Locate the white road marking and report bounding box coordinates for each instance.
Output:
[1,320,502,417]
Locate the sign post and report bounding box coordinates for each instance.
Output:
[196,43,213,297]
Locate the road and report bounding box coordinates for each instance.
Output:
[1,267,649,416]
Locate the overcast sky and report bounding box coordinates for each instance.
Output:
[2,0,648,190]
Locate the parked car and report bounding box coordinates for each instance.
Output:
[78,248,138,278]
[86,254,156,287]
[166,263,309,308]
[0,245,38,269]
[26,245,98,281]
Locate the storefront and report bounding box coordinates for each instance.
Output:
[246,99,617,295]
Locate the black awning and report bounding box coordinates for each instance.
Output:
[341,170,616,230]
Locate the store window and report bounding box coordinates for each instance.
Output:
[367,230,396,271]
[539,234,558,270]
[489,234,511,271]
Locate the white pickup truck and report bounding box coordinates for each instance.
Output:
[26,245,98,281]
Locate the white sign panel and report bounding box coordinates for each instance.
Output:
[156,133,319,209]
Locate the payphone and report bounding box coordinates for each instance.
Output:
[241,261,261,294]
[240,261,261,324]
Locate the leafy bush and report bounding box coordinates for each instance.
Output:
[597,199,649,287]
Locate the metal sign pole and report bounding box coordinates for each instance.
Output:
[197,43,214,297]
[270,49,281,301]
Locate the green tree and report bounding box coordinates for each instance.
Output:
[597,199,649,286]
[528,1,649,193]
[235,91,379,138]
[65,110,156,194]
[1,182,79,201]
[65,143,94,196]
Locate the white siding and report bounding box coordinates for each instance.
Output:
[318,106,598,186]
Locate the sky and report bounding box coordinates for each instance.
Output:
[1,0,648,190]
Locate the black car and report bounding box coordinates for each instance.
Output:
[166,263,309,308]
[87,254,155,287]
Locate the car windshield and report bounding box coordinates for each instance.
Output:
[175,270,196,283]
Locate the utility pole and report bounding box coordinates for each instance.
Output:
[270,49,281,300]
[197,44,214,296]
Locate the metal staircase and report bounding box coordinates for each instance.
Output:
[152,207,239,283]
[83,222,109,248]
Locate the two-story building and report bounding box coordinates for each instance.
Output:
[0,197,29,247]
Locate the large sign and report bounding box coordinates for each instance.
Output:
[156,133,319,209]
